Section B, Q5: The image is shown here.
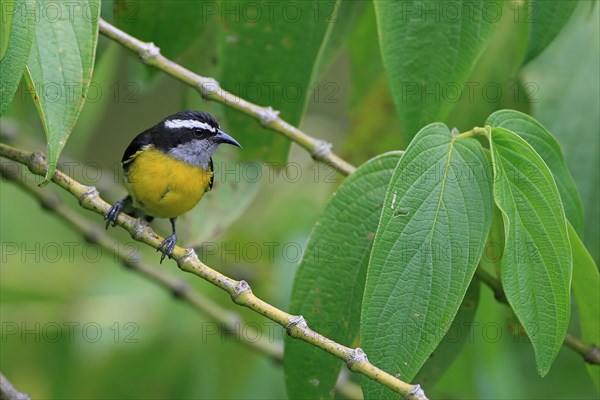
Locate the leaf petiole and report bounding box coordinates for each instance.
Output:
[453,126,491,140]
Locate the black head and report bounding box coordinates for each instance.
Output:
[153,110,241,168]
[163,110,218,132]
[161,110,240,145]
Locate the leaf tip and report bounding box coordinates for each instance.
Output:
[37,179,50,188]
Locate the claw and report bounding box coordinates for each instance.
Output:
[105,200,125,229]
[157,233,177,264]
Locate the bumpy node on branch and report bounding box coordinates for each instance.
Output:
[346,347,369,369]
[407,384,427,400]
[259,107,281,126]
[140,42,160,61]
[312,139,333,160]
[79,186,100,208]
[199,80,220,98]
[178,248,200,266]
[231,280,252,301]
[286,315,308,336]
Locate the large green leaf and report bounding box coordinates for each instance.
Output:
[361,124,492,399]
[344,3,405,162]
[413,279,480,389]
[343,76,405,164]
[217,0,338,163]
[374,0,499,141]
[0,0,36,116]
[114,0,211,79]
[486,109,584,236]
[348,2,384,107]
[445,5,531,132]
[317,0,367,76]
[488,127,572,376]
[25,0,99,182]
[522,2,599,263]
[568,222,600,389]
[181,157,259,248]
[68,42,121,158]
[0,1,15,57]
[284,151,402,400]
[0,0,12,61]
[522,0,578,65]
[478,205,505,279]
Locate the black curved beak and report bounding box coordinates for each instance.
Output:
[214,129,242,148]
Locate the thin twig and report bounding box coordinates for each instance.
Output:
[476,267,600,365]
[564,334,600,365]
[0,372,31,400]
[474,267,507,303]
[97,19,356,177]
[0,143,426,399]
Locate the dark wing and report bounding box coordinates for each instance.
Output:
[121,130,153,172]
[206,157,214,192]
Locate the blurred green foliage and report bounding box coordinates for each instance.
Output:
[1,1,598,399]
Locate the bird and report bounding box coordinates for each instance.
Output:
[104,110,241,263]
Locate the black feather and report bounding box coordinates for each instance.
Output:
[121,130,152,169]
[207,158,214,192]
[167,110,219,128]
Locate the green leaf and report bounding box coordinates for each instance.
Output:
[348,2,384,107]
[181,157,260,248]
[488,126,572,376]
[522,0,578,65]
[445,6,531,131]
[67,42,121,157]
[25,0,100,182]
[413,279,480,389]
[343,76,405,164]
[0,0,14,60]
[568,222,600,389]
[361,124,492,399]
[0,0,36,116]
[486,109,584,236]
[374,0,499,141]
[217,0,338,163]
[478,205,505,279]
[284,151,402,400]
[114,0,211,79]
[317,0,367,76]
[344,3,406,161]
[522,3,599,263]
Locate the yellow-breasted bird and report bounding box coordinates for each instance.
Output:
[105,110,241,262]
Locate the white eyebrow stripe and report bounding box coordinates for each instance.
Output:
[164,119,216,132]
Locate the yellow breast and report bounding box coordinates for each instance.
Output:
[123,147,212,219]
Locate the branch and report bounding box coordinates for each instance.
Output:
[0,143,426,400]
[475,267,600,365]
[97,19,356,177]
[0,372,30,400]
[564,334,600,365]
[474,267,506,303]
[0,159,365,398]
[0,161,280,360]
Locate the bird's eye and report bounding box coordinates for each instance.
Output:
[194,129,203,137]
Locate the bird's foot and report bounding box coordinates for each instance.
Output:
[157,233,177,264]
[105,200,126,229]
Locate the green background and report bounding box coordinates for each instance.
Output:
[1,1,598,399]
